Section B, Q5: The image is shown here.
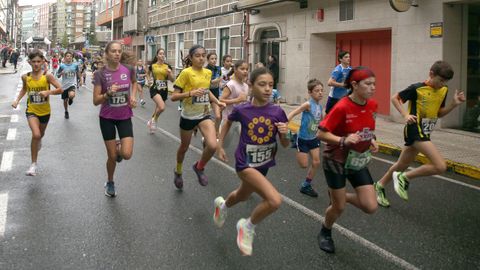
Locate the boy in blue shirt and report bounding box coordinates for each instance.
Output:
[325,51,351,114]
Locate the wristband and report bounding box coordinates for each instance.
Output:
[339,136,346,148]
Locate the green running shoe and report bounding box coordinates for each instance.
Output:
[393,171,409,201]
[374,182,390,207]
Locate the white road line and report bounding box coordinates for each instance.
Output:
[372,156,480,192]
[6,128,16,140]
[134,114,419,270]
[0,151,14,172]
[0,193,8,237]
[10,114,18,123]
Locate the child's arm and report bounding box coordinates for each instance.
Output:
[219,86,247,105]
[208,90,226,109]
[391,93,417,124]
[11,75,27,108]
[275,122,290,148]
[438,89,466,118]
[217,119,233,162]
[44,73,63,96]
[171,86,189,102]
[287,101,310,122]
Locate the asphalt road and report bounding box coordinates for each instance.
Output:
[0,66,479,269]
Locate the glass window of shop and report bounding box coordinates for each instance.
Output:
[464,4,480,132]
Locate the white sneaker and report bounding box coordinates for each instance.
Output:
[147,119,156,134]
[26,163,37,176]
[236,218,255,256]
[177,105,182,111]
[213,196,227,228]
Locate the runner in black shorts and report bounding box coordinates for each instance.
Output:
[316,67,379,254]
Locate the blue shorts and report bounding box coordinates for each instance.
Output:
[296,137,320,153]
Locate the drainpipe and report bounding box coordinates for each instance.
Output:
[243,10,250,63]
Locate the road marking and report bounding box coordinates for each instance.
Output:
[372,156,480,192]
[0,151,13,172]
[0,193,8,237]
[134,114,419,270]
[6,128,16,141]
[10,114,18,123]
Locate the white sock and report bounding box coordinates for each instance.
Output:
[246,217,255,230]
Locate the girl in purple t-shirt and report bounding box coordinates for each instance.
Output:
[93,41,138,197]
[215,67,289,256]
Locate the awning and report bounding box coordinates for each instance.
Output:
[44,37,51,45]
[25,37,33,44]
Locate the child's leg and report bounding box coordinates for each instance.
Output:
[307,147,321,180]
[151,95,165,121]
[296,151,309,168]
[176,128,194,173]
[224,175,256,208]
[346,185,377,214]
[324,188,347,229]
[27,117,43,163]
[378,145,418,186]
[104,139,117,181]
[197,119,217,166]
[211,103,221,137]
[237,168,282,224]
[404,141,447,179]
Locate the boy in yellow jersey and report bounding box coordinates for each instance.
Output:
[11,50,63,176]
[375,61,465,206]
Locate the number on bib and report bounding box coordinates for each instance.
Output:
[344,150,372,171]
[421,118,437,135]
[192,91,210,105]
[108,92,129,107]
[246,143,276,167]
[155,80,167,91]
[29,93,46,104]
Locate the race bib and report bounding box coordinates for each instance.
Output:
[29,92,46,104]
[246,142,277,167]
[108,92,129,107]
[192,90,210,105]
[155,80,167,91]
[344,150,372,171]
[309,120,320,132]
[421,118,437,135]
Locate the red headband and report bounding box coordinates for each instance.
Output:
[349,68,375,83]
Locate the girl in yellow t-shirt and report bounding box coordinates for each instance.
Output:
[146,48,175,133]
[170,45,226,189]
[11,49,63,176]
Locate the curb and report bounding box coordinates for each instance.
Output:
[287,122,480,180]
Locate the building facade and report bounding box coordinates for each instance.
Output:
[142,0,244,72]
[236,0,480,131]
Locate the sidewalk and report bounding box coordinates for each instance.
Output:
[281,103,480,180]
[0,64,17,74]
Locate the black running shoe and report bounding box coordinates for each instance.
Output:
[68,98,73,105]
[318,228,335,253]
[64,111,69,119]
[300,183,318,197]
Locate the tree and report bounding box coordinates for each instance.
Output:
[61,32,68,49]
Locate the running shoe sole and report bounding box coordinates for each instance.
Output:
[392,171,408,201]
[213,196,226,228]
[236,219,253,256]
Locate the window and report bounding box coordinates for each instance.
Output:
[161,35,168,56]
[150,0,156,7]
[218,28,229,62]
[339,0,354,21]
[176,33,184,68]
[125,1,129,15]
[131,0,135,14]
[149,44,156,61]
[195,31,204,47]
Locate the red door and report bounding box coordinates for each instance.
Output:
[336,30,392,115]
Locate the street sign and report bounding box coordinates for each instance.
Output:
[145,35,155,43]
